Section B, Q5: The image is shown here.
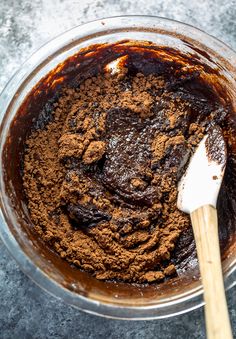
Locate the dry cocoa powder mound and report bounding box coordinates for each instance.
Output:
[23,71,226,283]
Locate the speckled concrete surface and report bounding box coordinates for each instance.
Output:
[0,1,235,338]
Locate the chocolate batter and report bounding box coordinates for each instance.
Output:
[22,41,235,283]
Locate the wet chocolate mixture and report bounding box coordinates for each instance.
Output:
[21,41,236,283]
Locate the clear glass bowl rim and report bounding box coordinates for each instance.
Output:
[0,15,235,320]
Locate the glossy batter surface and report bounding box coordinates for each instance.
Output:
[23,66,230,283]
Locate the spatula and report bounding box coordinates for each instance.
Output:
[177,126,233,339]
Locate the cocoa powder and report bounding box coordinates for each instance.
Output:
[23,71,227,283]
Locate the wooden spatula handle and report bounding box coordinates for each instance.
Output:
[191,205,233,339]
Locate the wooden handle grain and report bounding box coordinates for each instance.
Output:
[191,205,233,339]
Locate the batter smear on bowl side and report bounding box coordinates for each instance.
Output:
[23,42,232,283]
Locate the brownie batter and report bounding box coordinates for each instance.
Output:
[23,45,231,283]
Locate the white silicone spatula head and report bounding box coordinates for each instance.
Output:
[177,126,233,339]
[177,126,227,214]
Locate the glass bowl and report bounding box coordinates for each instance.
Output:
[0,16,235,320]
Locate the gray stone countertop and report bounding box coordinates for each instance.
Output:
[0,0,235,338]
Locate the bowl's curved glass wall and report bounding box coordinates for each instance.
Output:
[0,16,235,319]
